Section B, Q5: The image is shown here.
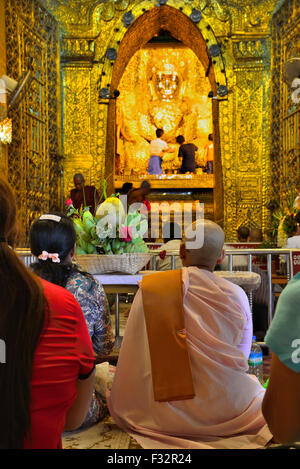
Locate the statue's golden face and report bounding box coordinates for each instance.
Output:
[156,71,179,101]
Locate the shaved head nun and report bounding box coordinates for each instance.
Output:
[180,219,225,271]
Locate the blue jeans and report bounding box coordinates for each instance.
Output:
[148,155,163,175]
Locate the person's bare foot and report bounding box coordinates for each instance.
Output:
[124,308,130,317]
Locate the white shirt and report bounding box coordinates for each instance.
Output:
[150,138,168,157]
[156,239,183,271]
[219,244,248,269]
[286,235,300,248]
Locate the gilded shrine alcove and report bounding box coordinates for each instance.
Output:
[106,5,223,225]
[39,0,278,241]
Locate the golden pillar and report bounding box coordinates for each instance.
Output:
[0,0,8,177]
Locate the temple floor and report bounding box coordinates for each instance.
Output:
[63,415,142,450]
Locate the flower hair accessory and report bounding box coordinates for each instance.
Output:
[38,251,60,263]
[39,215,61,223]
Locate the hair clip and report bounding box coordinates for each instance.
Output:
[39,215,61,223]
[38,251,60,263]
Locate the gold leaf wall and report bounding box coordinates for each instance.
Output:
[4,0,61,246]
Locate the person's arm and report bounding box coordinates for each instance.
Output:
[262,354,300,444]
[164,145,175,153]
[93,283,114,357]
[64,299,96,431]
[204,144,209,162]
[161,141,175,154]
[236,287,252,359]
[64,370,95,431]
[262,280,300,443]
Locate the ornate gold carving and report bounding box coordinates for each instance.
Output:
[61,38,95,62]
[62,66,94,194]
[5,0,60,246]
[271,0,300,209]
[233,39,267,59]
[199,0,231,23]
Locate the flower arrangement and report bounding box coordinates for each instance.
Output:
[271,190,298,247]
[67,195,149,255]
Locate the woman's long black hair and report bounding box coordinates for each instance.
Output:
[30,214,89,288]
[0,177,45,448]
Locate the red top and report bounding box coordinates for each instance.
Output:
[24,279,95,449]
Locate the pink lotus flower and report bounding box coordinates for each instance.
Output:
[120,226,132,243]
[65,198,73,207]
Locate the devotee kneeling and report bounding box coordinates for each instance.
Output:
[0,178,95,449]
[30,214,114,428]
[262,273,300,445]
[108,219,272,449]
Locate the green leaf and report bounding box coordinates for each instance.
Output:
[75,246,87,255]
[67,206,79,218]
[103,180,108,201]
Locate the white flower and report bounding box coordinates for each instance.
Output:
[96,221,115,239]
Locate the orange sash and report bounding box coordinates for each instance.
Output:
[142,270,195,402]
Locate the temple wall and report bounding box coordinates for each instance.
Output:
[39,0,279,239]
[271,0,300,209]
[4,0,60,246]
[0,0,7,177]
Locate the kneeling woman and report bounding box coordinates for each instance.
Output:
[0,178,95,449]
[30,214,114,428]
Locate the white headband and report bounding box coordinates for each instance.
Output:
[39,215,62,223]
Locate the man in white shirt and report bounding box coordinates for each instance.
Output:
[147,129,174,175]
[156,222,183,271]
[285,212,300,248]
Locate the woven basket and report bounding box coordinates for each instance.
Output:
[75,253,152,275]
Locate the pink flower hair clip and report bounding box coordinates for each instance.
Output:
[38,251,61,263]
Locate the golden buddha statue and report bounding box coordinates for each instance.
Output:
[116,47,212,175]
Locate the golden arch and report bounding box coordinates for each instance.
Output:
[100,2,225,225]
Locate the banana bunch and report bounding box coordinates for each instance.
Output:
[70,208,99,255]
[68,197,149,255]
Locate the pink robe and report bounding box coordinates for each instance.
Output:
[108,267,271,449]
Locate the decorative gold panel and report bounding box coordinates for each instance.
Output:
[271,0,300,208]
[5,0,60,246]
